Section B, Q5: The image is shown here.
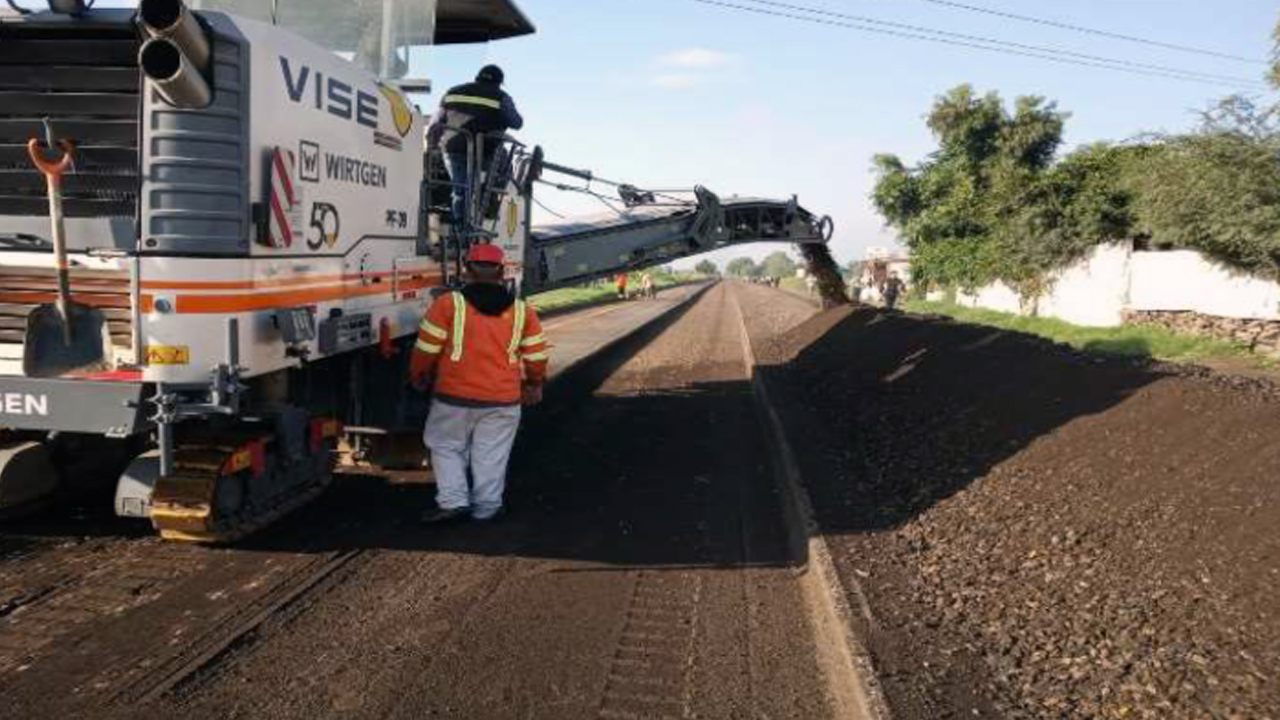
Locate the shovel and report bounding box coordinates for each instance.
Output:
[21,137,107,378]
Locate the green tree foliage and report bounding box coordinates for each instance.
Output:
[1271,18,1280,89]
[726,257,760,277]
[759,251,798,279]
[874,82,1280,286]
[694,259,720,276]
[872,84,1141,291]
[1130,97,1280,278]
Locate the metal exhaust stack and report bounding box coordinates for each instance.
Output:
[139,0,212,109]
[140,38,212,109]
[139,0,210,70]
[47,0,89,14]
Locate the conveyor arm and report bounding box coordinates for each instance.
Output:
[522,186,834,295]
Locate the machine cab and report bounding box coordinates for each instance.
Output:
[190,0,535,86]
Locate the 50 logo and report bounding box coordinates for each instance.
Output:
[307,202,341,251]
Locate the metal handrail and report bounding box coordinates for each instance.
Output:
[424,128,528,282]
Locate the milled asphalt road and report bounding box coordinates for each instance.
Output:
[1,283,840,720]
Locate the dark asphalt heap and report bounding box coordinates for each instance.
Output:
[741,294,1280,720]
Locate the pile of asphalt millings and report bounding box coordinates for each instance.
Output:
[755,306,1280,720]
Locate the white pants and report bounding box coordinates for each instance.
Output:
[423,400,522,519]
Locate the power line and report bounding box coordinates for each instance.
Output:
[899,0,1264,66]
[715,0,1268,87]
[684,0,1269,89]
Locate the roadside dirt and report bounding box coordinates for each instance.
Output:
[736,286,1280,720]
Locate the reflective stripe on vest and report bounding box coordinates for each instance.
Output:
[447,294,526,364]
[444,94,501,110]
[450,292,466,362]
[507,300,526,363]
[421,319,448,340]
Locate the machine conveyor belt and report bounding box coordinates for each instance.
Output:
[523,190,833,295]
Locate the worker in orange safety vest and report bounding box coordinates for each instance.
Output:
[410,244,550,523]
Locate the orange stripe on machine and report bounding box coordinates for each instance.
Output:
[140,273,443,314]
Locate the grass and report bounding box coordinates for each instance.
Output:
[530,273,706,314]
[529,285,616,313]
[779,276,810,295]
[903,300,1273,368]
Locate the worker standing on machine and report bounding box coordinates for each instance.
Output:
[410,245,550,523]
[426,65,525,230]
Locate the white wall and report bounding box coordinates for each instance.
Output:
[955,244,1280,327]
[1037,244,1131,327]
[1130,250,1280,320]
[957,280,1022,315]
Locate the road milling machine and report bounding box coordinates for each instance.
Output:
[0,0,843,542]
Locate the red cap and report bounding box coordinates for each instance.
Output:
[466,244,505,265]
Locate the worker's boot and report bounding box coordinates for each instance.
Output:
[421,506,471,524]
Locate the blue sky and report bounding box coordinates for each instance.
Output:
[94,0,1279,269]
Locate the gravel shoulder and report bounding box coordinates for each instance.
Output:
[736,291,1280,720]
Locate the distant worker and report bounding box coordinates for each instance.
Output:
[640,272,656,299]
[882,273,905,310]
[411,244,549,524]
[615,272,629,300]
[849,277,864,304]
[426,64,524,230]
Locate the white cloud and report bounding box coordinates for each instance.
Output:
[647,48,740,90]
[655,48,738,70]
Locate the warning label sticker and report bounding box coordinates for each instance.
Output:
[145,345,191,366]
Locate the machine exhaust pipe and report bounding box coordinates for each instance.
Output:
[140,38,212,109]
[139,0,210,72]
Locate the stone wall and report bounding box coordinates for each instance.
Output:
[1124,310,1280,359]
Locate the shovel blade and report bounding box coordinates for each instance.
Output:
[22,303,108,378]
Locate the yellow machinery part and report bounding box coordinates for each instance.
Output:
[150,421,339,544]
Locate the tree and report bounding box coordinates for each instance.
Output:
[694,259,719,276]
[725,257,760,278]
[870,84,1136,291]
[872,77,1280,288]
[1130,100,1280,278]
[759,251,798,279]
[1271,17,1280,89]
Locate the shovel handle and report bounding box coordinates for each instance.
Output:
[27,139,75,186]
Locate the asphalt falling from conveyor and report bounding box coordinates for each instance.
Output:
[800,243,850,308]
